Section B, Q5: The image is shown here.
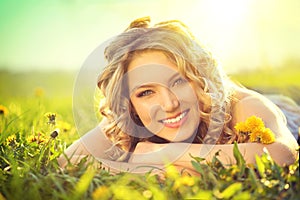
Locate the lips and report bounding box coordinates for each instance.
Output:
[158,109,190,128]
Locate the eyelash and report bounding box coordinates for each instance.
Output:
[136,90,153,97]
[135,78,186,98]
[173,78,186,86]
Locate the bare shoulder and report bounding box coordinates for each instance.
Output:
[230,88,298,163]
[231,88,286,137]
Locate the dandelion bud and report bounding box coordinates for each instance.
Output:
[44,112,56,125]
[34,87,45,97]
[0,105,8,116]
[50,129,59,139]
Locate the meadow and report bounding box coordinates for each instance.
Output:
[0,66,299,200]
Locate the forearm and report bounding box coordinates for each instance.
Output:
[129,142,243,165]
[130,142,298,166]
[59,154,167,174]
[58,123,113,167]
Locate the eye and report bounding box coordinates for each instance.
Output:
[136,90,154,97]
[172,78,186,86]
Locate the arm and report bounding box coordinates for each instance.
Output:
[57,120,170,174]
[57,119,114,167]
[230,94,298,164]
[129,141,297,168]
[129,93,298,168]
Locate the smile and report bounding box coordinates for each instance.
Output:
[158,109,190,128]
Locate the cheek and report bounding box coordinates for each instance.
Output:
[173,85,198,103]
[131,99,152,123]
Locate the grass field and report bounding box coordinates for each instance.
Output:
[230,65,300,103]
[0,67,299,200]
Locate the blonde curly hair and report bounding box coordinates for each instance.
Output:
[97,17,239,161]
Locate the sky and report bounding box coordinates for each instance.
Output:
[0,0,299,73]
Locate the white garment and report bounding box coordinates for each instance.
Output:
[266,94,300,140]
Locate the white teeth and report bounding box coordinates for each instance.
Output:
[162,111,187,124]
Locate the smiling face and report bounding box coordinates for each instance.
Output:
[127,51,200,142]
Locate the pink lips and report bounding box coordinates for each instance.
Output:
[158,109,189,128]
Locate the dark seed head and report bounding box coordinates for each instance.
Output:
[50,130,58,138]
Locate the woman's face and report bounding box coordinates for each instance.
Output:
[127,51,200,142]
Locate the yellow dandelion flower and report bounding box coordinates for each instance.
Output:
[6,135,17,146]
[234,121,250,133]
[0,105,9,116]
[34,87,44,97]
[142,190,153,199]
[180,175,195,186]
[245,116,265,132]
[27,133,47,144]
[249,130,260,142]
[234,115,275,144]
[165,165,179,180]
[173,175,195,190]
[57,121,71,132]
[27,135,37,143]
[92,186,110,200]
[260,128,275,144]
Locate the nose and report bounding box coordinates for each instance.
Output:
[160,88,180,112]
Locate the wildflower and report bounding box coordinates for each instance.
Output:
[142,190,153,199]
[6,135,17,146]
[0,105,8,116]
[173,175,195,190]
[234,121,250,134]
[249,130,260,142]
[57,121,71,132]
[260,128,275,144]
[34,87,44,97]
[27,132,47,144]
[245,116,264,132]
[50,129,59,139]
[234,115,275,144]
[165,165,179,180]
[92,186,110,200]
[44,112,56,125]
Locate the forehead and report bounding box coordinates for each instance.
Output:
[126,51,180,91]
[127,51,177,72]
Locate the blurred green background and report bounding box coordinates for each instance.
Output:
[1,0,300,103]
[0,2,299,198]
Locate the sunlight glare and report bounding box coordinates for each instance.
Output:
[188,0,253,72]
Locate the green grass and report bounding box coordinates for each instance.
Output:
[0,69,299,200]
[230,65,300,103]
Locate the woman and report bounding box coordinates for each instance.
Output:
[58,17,299,173]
